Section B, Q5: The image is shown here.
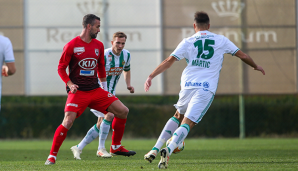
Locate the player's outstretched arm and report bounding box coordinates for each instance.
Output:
[234,50,265,75]
[144,56,176,92]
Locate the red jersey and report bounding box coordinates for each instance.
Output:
[58,36,106,91]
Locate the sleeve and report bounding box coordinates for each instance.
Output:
[124,52,130,71]
[223,37,239,56]
[57,43,72,84]
[170,38,188,61]
[4,38,15,63]
[97,44,106,79]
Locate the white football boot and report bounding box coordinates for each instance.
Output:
[158,148,170,169]
[70,145,82,160]
[144,149,158,163]
[97,148,112,158]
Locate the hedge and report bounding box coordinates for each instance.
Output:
[1,95,298,138]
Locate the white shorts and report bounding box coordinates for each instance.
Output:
[174,88,214,124]
[90,109,105,117]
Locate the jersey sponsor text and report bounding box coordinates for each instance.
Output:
[78,58,97,69]
[185,82,202,87]
[106,67,123,76]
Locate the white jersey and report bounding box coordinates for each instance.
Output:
[0,35,15,66]
[104,48,131,95]
[0,35,15,94]
[171,30,239,94]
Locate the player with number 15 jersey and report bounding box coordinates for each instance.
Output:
[172,30,239,94]
[144,12,265,169]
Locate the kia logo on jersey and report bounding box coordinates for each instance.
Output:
[78,58,97,69]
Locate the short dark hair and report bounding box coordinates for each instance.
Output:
[113,31,127,40]
[82,14,101,28]
[194,11,209,27]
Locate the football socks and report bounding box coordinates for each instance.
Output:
[78,124,99,150]
[49,124,68,156]
[167,123,190,155]
[111,117,127,145]
[98,119,112,150]
[153,117,180,151]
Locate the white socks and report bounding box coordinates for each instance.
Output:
[77,119,112,151]
[152,117,180,152]
[48,155,57,160]
[111,145,121,150]
[167,123,190,155]
[98,119,112,150]
[78,124,99,150]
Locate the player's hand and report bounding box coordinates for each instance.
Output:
[254,66,265,75]
[144,77,152,92]
[67,81,79,93]
[2,65,8,77]
[127,86,134,93]
[70,84,79,94]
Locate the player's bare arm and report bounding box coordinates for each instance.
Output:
[234,50,265,75]
[67,80,79,94]
[123,70,134,93]
[144,56,176,92]
[2,62,16,77]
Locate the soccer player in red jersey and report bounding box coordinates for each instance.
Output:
[45,14,135,165]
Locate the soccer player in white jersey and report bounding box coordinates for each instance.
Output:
[0,35,16,111]
[144,11,265,169]
[71,32,135,159]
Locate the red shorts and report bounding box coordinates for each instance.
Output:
[65,88,118,118]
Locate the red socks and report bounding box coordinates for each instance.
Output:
[111,117,127,145]
[50,124,68,156]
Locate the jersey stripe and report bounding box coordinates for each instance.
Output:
[104,55,106,65]
[124,53,130,71]
[106,52,115,92]
[110,53,123,94]
[119,51,124,67]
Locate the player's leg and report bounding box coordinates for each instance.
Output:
[45,111,77,165]
[107,100,136,156]
[89,89,135,157]
[71,109,104,159]
[145,89,190,163]
[96,112,114,158]
[158,89,214,169]
[144,111,183,163]
[46,90,89,165]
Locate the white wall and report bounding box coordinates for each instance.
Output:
[25,0,162,95]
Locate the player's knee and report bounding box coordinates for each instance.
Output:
[122,106,129,116]
[174,111,184,123]
[62,112,76,129]
[62,119,74,129]
[105,113,114,121]
[118,106,129,118]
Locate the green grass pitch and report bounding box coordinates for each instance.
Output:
[0,138,297,170]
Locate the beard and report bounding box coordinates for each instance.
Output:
[90,32,97,39]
